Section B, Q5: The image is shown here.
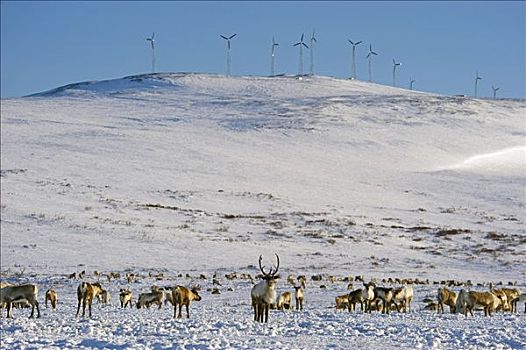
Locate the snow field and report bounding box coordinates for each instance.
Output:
[1,73,525,349]
[1,274,525,350]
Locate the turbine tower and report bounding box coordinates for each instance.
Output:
[293,33,309,76]
[366,44,378,83]
[410,77,416,90]
[392,59,402,87]
[309,29,317,75]
[270,37,279,77]
[220,33,237,76]
[474,71,482,97]
[492,85,500,99]
[146,32,156,73]
[348,39,362,80]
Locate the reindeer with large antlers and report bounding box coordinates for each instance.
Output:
[251,254,280,323]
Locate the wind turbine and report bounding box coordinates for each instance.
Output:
[270,37,279,76]
[392,59,402,87]
[309,29,317,75]
[474,71,482,97]
[410,77,416,90]
[146,32,155,73]
[220,33,237,76]
[366,44,378,82]
[492,85,500,99]
[348,39,362,80]
[293,33,309,76]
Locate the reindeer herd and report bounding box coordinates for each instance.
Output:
[1,255,525,322]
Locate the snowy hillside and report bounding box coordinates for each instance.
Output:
[1,73,525,349]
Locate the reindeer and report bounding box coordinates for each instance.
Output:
[136,288,164,309]
[119,289,133,308]
[172,285,202,318]
[500,288,521,313]
[335,294,350,311]
[98,289,111,304]
[517,293,526,314]
[457,289,502,317]
[437,287,457,314]
[392,285,414,312]
[0,284,40,318]
[348,288,365,312]
[277,291,292,311]
[362,282,375,312]
[294,285,304,311]
[372,286,394,314]
[76,282,103,317]
[490,288,510,312]
[45,289,58,310]
[251,254,280,322]
[456,289,473,316]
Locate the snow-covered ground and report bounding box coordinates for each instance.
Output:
[1,73,525,349]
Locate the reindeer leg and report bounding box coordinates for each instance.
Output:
[35,301,40,318]
[186,304,190,318]
[76,298,81,317]
[7,302,13,318]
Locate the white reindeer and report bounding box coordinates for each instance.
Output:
[251,254,280,323]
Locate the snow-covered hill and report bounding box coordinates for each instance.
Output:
[1,73,525,349]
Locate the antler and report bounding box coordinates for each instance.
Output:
[272,254,280,276]
[259,255,270,277]
[259,254,280,277]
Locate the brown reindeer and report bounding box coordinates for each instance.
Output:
[335,294,350,311]
[437,287,457,314]
[251,254,280,322]
[172,285,202,318]
[119,289,133,308]
[294,285,304,311]
[76,282,103,317]
[45,289,58,310]
[277,291,293,311]
[500,288,521,313]
[457,290,502,317]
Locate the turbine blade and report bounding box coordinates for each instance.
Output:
[152,32,155,39]
[393,59,396,65]
[293,42,300,46]
[303,43,309,48]
[301,33,304,41]
[348,39,353,45]
[356,41,362,45]
[228,41,231,50]
[220,35,228,40]
[230,34,237,39]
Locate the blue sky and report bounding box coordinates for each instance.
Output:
[1,1,524,98]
